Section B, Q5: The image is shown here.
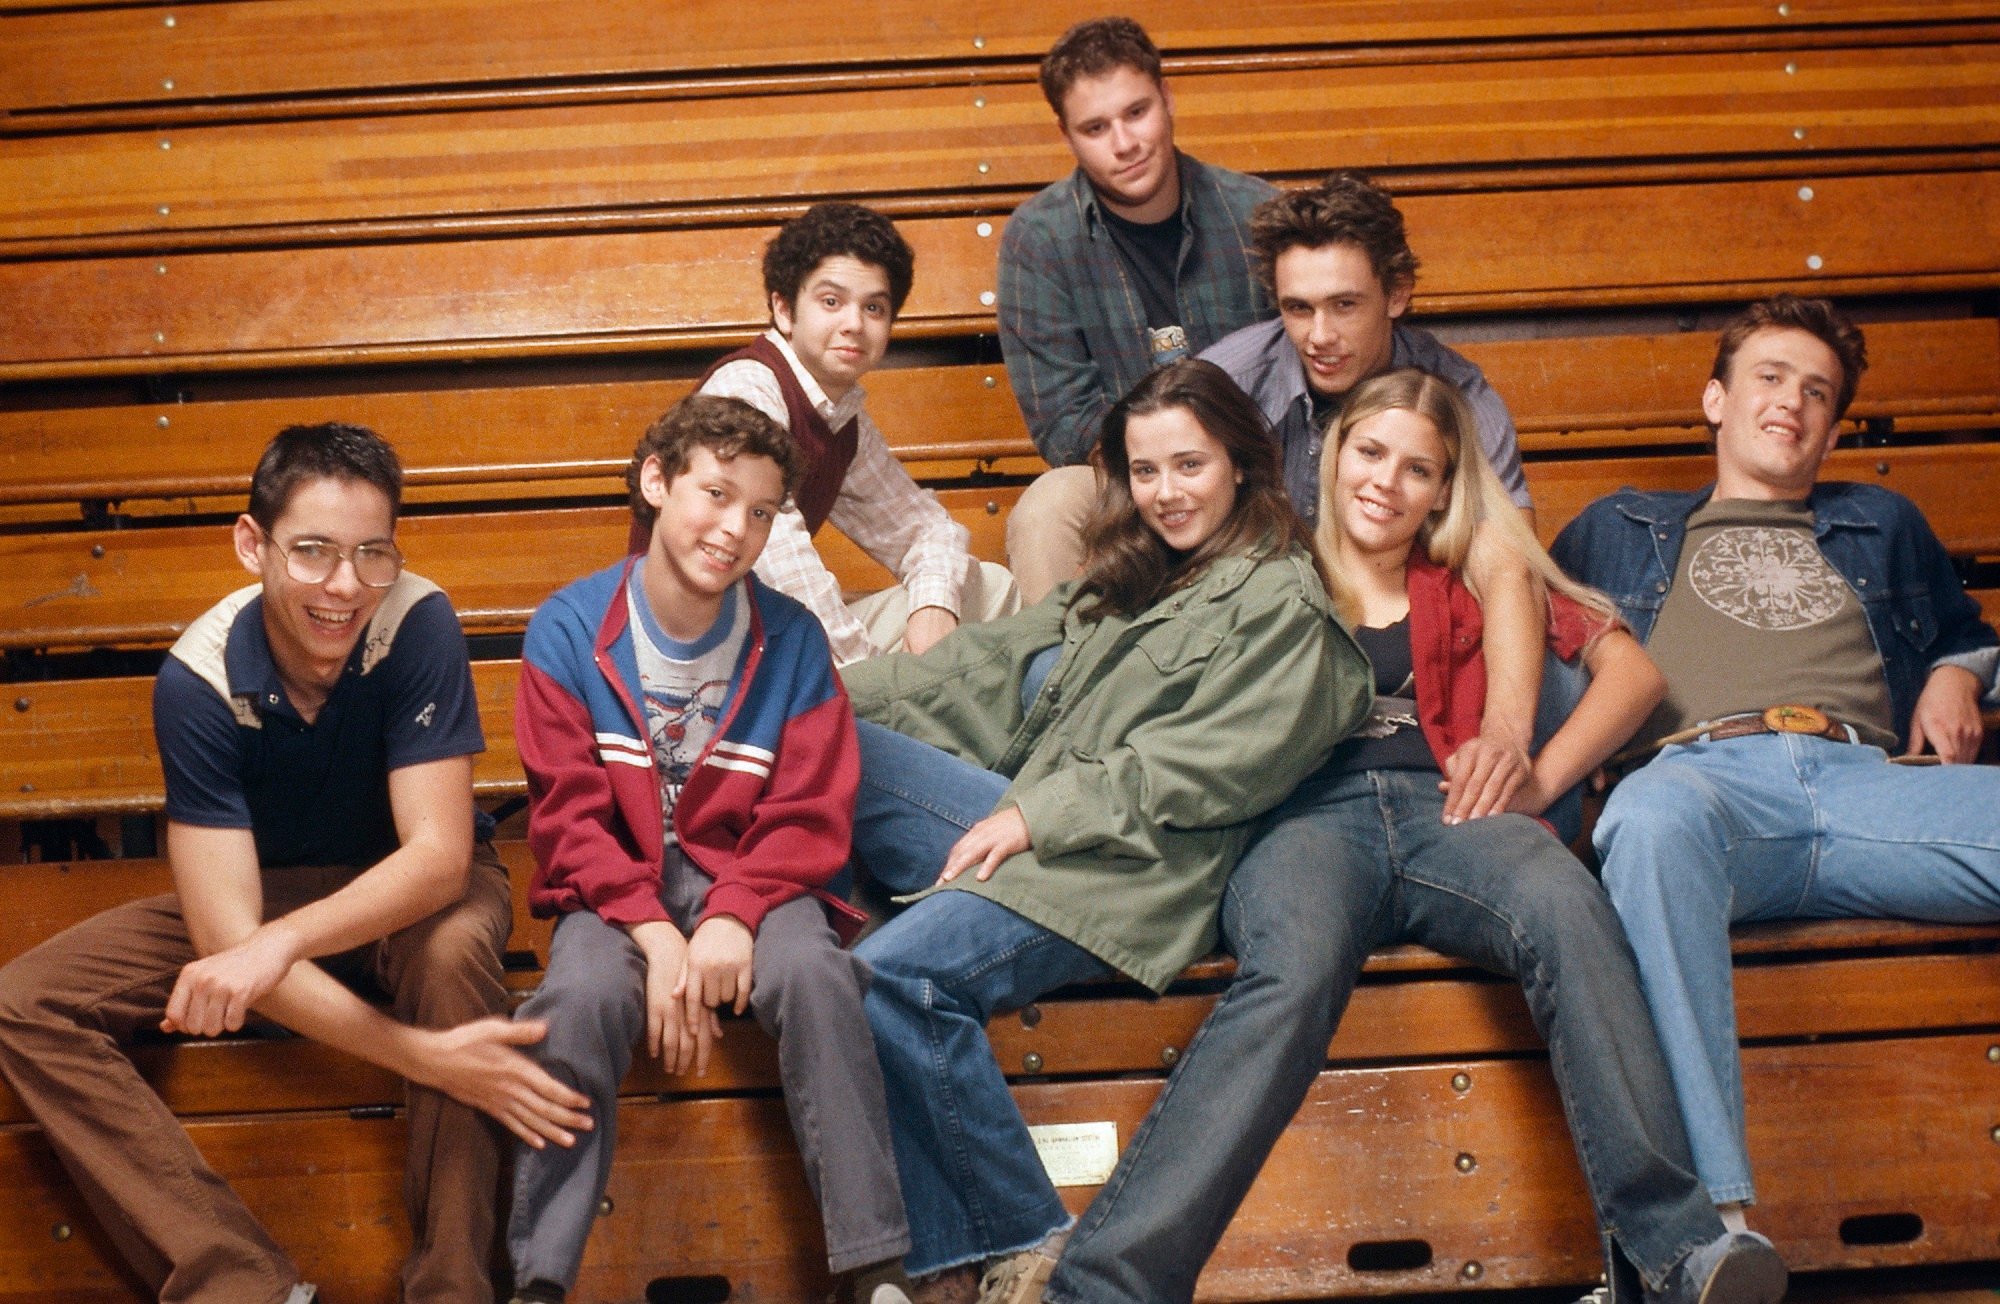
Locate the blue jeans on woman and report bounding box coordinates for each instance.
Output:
[1046,766,1722,1304]
[852,719,1113,1276]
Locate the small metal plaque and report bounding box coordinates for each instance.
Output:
[1027,1121,1120,1187]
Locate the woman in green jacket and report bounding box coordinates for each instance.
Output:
[842,359,1370,1300]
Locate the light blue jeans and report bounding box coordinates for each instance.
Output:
[1595,733,2000,1203]
[852,719,1111,1276]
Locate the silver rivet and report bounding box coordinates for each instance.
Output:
[597,1196,613,1216]
[1794,127,1807,140]
[155,263,168,275]
[1455,1152,1477,1173]
[153,332,166,344]
[1161,1045,1180,1067]
[977,161,991,174]
[1019,1003,1042,1028]
[52,1223,71,1242]
[162,78,175,91]
[157,415,170,427]
[20,783,35,793]
[1450,1072,1472,1092]
[1798,186,1814,202]
[163,14,176,27]
[90,544,105,559]
[1656,582,1669,594]
[158,205,171,216]
[1989,1124,1999,1142]
[1987,1045,1999,1062]
[268,693,280,704]
[983,375,997,388]
[13,697,29,712]
[1857,577,1867,586]
[1778,1,1791,13]
[979,290,996,306]
[159,139,172,150]
[1876,461,1890,475]
[1807,254,1823,270]
[974,95,986,109]
[1461,1261,1484,1282]
[1023,1051,1044,1073]
[985,499,1000,516]
[976,221,993,237]
[972,35,985,49]
[1785,62,1798,75]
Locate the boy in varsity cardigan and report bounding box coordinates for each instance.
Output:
[689,200,1018,666]
[509,395,913,1304]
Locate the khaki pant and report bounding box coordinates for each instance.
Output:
[1003,465,1099,606]
[849,558,1022,653]
[0,847,513,1304]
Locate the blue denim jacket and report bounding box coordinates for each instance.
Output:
[1549,482,1998,745]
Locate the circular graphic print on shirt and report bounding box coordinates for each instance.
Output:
[1687,527,1849,630]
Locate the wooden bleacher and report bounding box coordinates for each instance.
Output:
[3,1,2000,1300]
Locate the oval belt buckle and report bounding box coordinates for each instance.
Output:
[1762,703,1830,736]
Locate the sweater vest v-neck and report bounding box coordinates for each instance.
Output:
[699,335,860,534]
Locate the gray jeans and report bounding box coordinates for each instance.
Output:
[507,895,911,1286]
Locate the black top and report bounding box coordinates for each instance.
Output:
[1331,618,1438,774]
[1099,205,1190,365]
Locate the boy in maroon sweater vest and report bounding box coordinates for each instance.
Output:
[693,203,1017,665]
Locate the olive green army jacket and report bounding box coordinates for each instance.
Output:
[842,544,1371,992]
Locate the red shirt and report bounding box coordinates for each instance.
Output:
[1404,554,1609,768]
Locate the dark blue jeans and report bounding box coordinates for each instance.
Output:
[1046,767,1721,1304]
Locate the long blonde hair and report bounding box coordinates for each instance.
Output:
[1314,368,1613,626]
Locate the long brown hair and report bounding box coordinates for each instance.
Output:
[1074,359,1319,620]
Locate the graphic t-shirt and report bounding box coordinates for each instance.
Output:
[1099,205,1190,367]
[626,567,752,844]
[1638,497,1894,748]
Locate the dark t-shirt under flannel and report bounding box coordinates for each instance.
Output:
[154,576,486,869]
[1098,205,1191,367]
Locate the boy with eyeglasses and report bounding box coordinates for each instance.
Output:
[0,422,591,1304]
[507,395,912,1304]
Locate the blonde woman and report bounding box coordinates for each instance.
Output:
[1047,369,1786,1304]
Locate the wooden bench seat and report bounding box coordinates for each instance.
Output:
[5,0,1985,119]
[0,485,1021,653]
[0,841,1992,1302]
[2,317,1993,526]
[8,169,2000,378]
[11,40,2000,248]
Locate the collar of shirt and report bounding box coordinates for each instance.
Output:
[223,595,315,724]
[761,327,868,428]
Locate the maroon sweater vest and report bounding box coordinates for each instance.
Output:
[628,335,861,554]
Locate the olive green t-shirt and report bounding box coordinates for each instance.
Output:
[1637,497,1895,749]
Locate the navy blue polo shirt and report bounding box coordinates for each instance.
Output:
[153,575,486,870]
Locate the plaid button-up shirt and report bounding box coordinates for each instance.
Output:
[997,152,1277,466]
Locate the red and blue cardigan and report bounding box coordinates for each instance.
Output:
[515,556,864,939]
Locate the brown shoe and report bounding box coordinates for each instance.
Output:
[908,1265,979,1304]
[976,1228,1071,1304]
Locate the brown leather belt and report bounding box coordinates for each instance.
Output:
[1609,704,1858,777]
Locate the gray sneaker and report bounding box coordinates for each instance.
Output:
[1656,1231,1786,1304]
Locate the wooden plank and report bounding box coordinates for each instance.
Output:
[0,661,524,820]
[7,170,2000,378]
[12,45,2000,242]
[0,1031,1988,1302]
[1526,441,2000,548]
[1478,316,2000,452]
[0,486,1019,652]
[6,0,1990,114]
[0,319,1988,512]
[0,364,1028,508]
